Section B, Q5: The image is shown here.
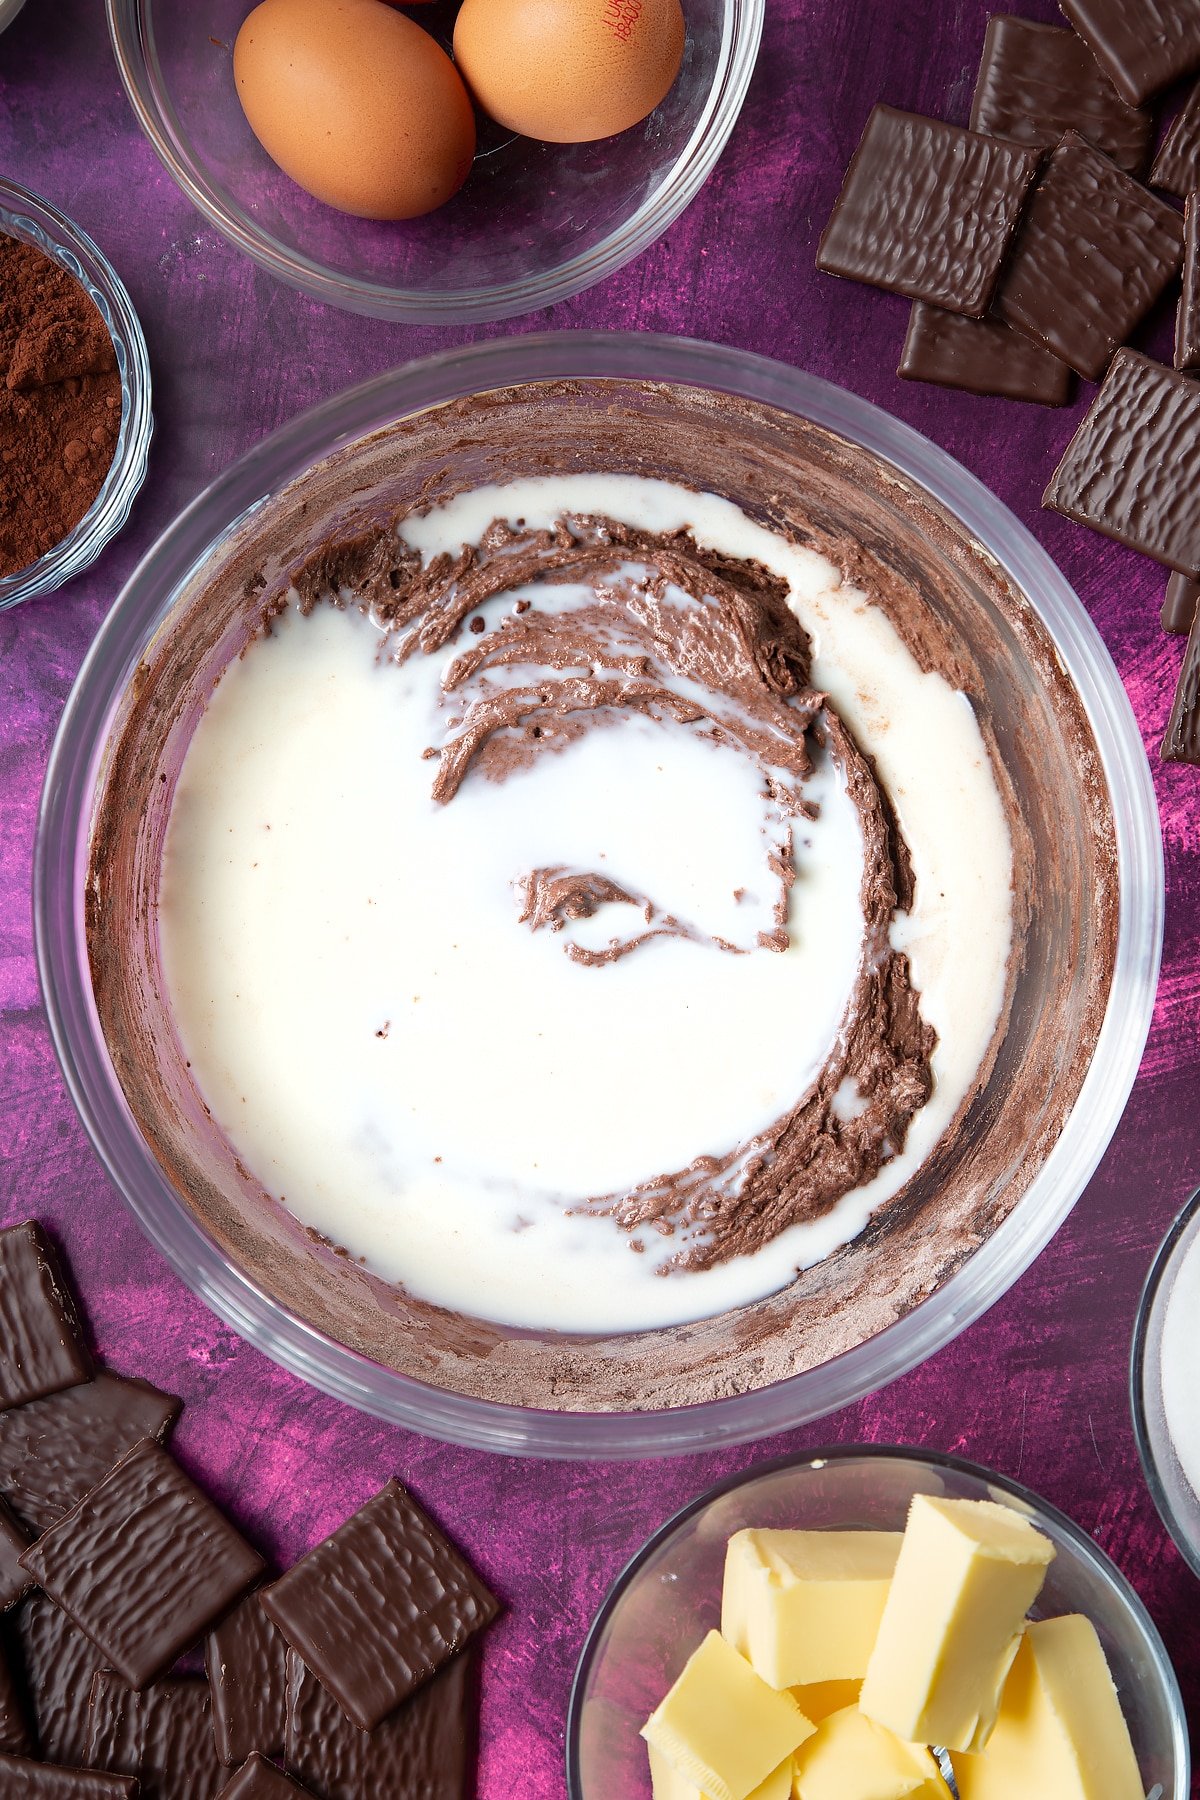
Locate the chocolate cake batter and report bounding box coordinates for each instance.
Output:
[84,379,1118,1410]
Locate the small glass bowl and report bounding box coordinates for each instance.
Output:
[105,0,763,323]
[1131,1189,1200,1580]
[0,178,152,611]
[567,1446,1190,1800]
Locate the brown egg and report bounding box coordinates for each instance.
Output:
[453,0,686,143]
[234,0,476,219]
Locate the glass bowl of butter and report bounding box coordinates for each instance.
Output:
[567,1446,1188,1800]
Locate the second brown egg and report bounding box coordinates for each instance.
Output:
[453,0,686,144]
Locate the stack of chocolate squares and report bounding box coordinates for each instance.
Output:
[816,4,1200,765]
[0,1221,497,1798]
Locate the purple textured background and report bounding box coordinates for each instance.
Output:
[2,0,1199,1792]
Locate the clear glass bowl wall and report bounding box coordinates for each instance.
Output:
[36,334,1163,1457]
[567,1449,1189,1800]
[1131,1188,1200,1580]
[0,178,152,611]
[106,0,764,321]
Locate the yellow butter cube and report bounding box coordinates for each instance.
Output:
[789,1679,862,1723]
[722,1529,902,1686]
[791,1705,950,1800]
[641,1631,815,1800]
[648,1745,795,1800]
[950,1616,1143,1800]
[859,1496,1054,1752]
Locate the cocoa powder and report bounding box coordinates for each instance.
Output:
[0,232,121,580]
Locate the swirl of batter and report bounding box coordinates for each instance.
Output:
[286,511,937,1273]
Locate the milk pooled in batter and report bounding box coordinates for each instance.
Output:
[159,474,1013,1331]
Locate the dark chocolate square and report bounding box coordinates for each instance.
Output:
[0,1639,32,1756]
[0,1495,33,1612]
[14,1590,109,1766]
[1044,349,1200,573]
[87,1670,231,1800]
[1164,572,1200,633]
[0,1370,181,1537]
[206,1592,289,1766]
[217,1754,315,1799]
[995,131,1182,379]
[970,14,1152,174]
[0,1223,91,1411]
[817,105,1041,317]
[285,1647,474,1800]
[1177,194,1200,372]
[261,1483,497,1734]
[0,1757,136,1798]
[898,302,1073,403]
[1163,602,1200,763]
[1151,80,1200,196]
[19,1439,264,1690]
[1059,0,1200,106]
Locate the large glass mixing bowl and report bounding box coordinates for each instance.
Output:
[35,333,1162,1456]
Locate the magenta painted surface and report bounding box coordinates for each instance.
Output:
[1,1,1199,1793]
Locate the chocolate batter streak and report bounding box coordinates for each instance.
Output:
[281,512,936,1274]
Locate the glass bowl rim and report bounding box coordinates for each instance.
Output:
[1130,1185,1200,1581]
[103,0,766,324]
[0,174,153,610]
[35,329,1164,1458]
[564,1442,1191,1800]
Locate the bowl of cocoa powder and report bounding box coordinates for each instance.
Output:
[0,176,152,608]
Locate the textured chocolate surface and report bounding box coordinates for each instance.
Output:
[1176,195,1200,373]
[0,1223,91,1411]
[970,14,1152,173]
[1163,573,1200,634]
[1150,80,1200,196]
[0,1758,136,1798]
[898,302,1073,403]
[1162,602,1200,764]
[817,105,1040,316]
[217,1755,314,1799]
[1059,0,1200,105]
[0,1371,181,1537]
[0,1495,32,1611]
[206,1593,288,1766]
[14,1591,108,1767]
[261,1483,497,1734]
[88,1671,227,1800]
[19,1439,264,1689]
[285,1648,473,1800]
[995,131,1183,379]
[0,1639,32,1756]
[1045,350,1200,573]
